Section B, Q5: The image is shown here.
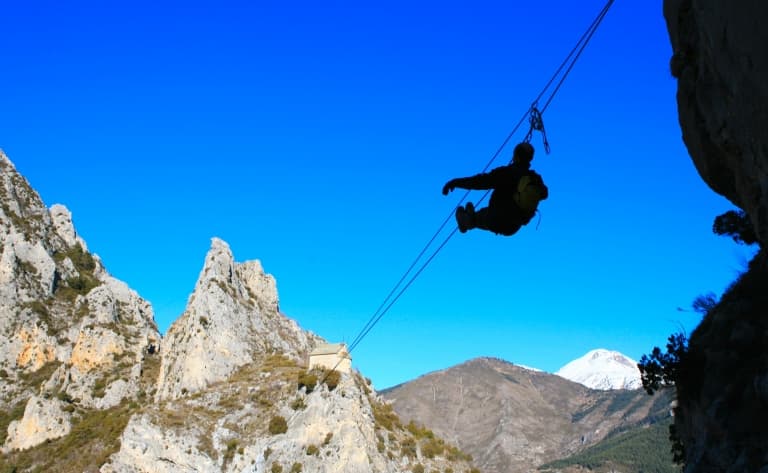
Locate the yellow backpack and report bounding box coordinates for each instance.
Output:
[514,172,548,213]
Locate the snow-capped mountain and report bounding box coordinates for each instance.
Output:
[555,349,642,390]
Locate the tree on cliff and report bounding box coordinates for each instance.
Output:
[713,209,758,245]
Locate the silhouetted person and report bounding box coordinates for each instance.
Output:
[442,142,548,236]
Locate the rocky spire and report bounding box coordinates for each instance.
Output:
[155,238,321,400]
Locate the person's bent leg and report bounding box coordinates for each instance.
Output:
[477,206,521,236]
[472,207,490,231]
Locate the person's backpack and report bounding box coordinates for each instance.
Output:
[514,171,548,214]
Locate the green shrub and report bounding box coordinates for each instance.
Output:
[306,444,319,456]
[23,300,49,318]
[297,371,318,393]
[52,244,101,300]
[371,398,401,431]
[298,368,341,392]
[19,361,61,389]
[412,464,424,473]
[401,437,417,459]
[407,420,434,439]
[290,462,303,473]
[445,445,471,462]
[223,439,239,464]
[323,370,341,391]
[323,432,333,446]
[65,243,96,272]
[66,275,99,295]
[268,416,288,435]
[0,401,27,445]
[271,462,283,473]
[93,378,108,398]
[420,437,444,459]
[290,397,306,410]
[56,391,74,403]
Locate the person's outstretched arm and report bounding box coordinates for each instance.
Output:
[442,170,498,195]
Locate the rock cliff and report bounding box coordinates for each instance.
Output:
[155,237,321,401]
[0,150,477,473]
[664,1,768,472]
[106,362,472,473]
[664,0,768,242]
[0,150,160,451]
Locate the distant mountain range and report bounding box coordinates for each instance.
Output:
[382,357,674,473]
[555,348,642,390]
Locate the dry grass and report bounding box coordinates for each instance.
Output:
[151,354,305,463]
[0,402,135,473]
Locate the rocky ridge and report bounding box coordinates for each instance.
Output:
[0,150,477,473]
[382,357,671,473]
[0,151,160,451]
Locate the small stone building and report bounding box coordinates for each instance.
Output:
[308,343,351,373]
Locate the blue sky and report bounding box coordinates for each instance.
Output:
[2,0,755,389]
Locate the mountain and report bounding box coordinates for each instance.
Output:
[555,349,642,390]
[381,357,673,473]
[539,417,677,473]
[0,150,478,473]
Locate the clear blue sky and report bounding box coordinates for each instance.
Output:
[2,0,754,389]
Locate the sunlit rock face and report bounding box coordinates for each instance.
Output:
[664,2,768,472]
[0,150,161,450]
[154,238,322,401]
[4,395,72,451]
[0,151,479,473]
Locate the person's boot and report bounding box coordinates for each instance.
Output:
[455,204,473,233]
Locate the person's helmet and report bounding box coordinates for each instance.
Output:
[513,142,535,163]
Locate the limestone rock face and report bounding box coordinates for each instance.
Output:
[4,395,72,451]
[0,151,478,473]
[106,368,472,473]
[49,204,80,248]
[155,238,321,401]
[0,150,161,449]
[103,414,219,473]
[664,2,768,472]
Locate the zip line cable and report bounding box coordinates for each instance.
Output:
[327,0,616,376]
[348,227,459,354]
[345,0,615,357]
[541,0,614,115]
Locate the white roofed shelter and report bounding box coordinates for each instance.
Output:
[308,343,351,373]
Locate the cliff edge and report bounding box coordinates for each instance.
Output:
[664,2,768,472]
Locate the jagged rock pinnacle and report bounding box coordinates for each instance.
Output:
[155,238,320,400]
